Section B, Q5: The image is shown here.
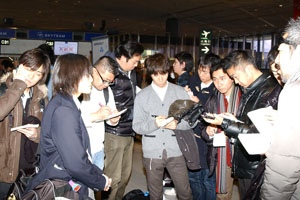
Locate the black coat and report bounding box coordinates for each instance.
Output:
[105,53,137,137]
[221,72,282,179]
[174,129,201,170]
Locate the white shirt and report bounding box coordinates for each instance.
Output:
[80,86,117,154]
[201,81,213,89]
[151,82,168,102]
[73,96,81,110]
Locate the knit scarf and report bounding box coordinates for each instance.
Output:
[216,85,241,194]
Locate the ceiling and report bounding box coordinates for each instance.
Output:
[0,0,294,38]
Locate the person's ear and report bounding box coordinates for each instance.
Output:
[181,61,186,70]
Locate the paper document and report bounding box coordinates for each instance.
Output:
[11,124,39,131]
[238,133,271,155]
[238,107,277,155]
[247,106,276,134]
[94,108,127,122]
[213,132,226,147]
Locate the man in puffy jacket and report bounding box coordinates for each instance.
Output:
[260,17,300,200]
[103,40,144,200]
[203,50,281,199]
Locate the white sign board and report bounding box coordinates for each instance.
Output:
[91,35,109,64]
[54,41,78,55]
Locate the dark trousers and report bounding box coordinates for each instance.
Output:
[188,169,216,200]
[0,182,12,200]
[238,178,252,200]
[143,150,192,200]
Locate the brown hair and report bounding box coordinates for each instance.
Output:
[52,54,92,96]
[18,48,51,83]
[145,53,170,76]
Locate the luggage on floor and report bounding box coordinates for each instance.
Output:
[122,189,150,200]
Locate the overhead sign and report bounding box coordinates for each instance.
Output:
[0,39,10,45]
[0,29,15,38]
[200,30,212,56]
[29,30,72,40]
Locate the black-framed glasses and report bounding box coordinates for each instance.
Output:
[95,67,114,85]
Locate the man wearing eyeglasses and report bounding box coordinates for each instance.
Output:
[260,17,300,199]
[80,56,120,175]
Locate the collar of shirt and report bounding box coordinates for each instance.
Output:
[201,81,213,89]
[73,96,81,110]
[151,81,169,102]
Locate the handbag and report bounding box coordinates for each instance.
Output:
[21,179,79,200]
[7,169,36,200]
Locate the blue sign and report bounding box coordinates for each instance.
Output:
[28,30,72,40]
[0,29,16,38]
[85,32,105,41]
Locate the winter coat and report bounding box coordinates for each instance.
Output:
[24,94,107,198]
[0,75,48,183]
[220,72,281,179]
[105,52,137,137]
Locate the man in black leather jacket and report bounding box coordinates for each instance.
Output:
[103,40,144,200]
[203,50,281,199]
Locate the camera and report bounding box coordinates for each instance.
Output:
[184,102,205,126]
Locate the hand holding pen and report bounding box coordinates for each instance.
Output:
[89,103,112,122]
[152,115,176,129]
[109,109,121,125]
[152,115,167,127]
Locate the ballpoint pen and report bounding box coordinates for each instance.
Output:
[219,114,244,124]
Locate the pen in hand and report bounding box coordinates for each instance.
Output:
[219,114,244,124]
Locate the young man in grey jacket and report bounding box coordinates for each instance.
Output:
[133,53,193,200]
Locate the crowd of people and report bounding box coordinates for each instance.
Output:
[0,17,300,200]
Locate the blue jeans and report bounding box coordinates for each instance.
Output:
[188,169,216,200]
[92,150,105,170]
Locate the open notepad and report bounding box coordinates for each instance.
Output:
[11,124,39,131]
[94,108,127,123]
[160,117,174,127]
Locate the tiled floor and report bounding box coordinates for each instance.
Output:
[125,139,240,200]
